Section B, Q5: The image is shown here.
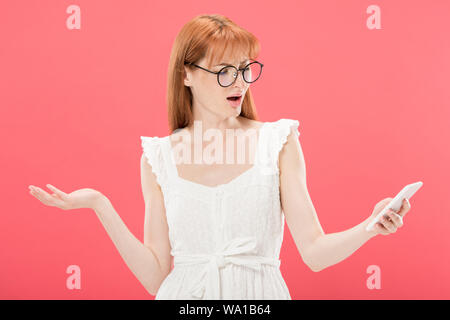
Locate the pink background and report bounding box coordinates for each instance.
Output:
[1,0,449,299]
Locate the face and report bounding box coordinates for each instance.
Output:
[183,53,250,118]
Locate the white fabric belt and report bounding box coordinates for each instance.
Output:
[173,236,281,299]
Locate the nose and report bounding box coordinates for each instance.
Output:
[233,70,246,87]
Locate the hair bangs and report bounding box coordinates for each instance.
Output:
[205,26,260,69]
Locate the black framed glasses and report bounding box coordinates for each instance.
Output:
[184,60,264,87]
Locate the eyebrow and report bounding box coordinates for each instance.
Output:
[214,59,250,67]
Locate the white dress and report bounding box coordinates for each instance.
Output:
[140,118,300,300]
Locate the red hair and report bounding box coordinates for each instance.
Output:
[166,14,261,133]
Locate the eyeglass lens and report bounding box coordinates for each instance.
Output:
[218,63,262,87]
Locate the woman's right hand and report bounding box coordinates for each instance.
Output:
[28,184,104,211]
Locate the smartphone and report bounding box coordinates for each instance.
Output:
[366,181,423,232]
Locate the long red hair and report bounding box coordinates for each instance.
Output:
[166,14,261,133]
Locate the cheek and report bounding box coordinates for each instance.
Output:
[196,76,229,105]
[206,86,225,102]
[201,77,219,94]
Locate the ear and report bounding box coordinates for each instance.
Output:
[183,66,192,87]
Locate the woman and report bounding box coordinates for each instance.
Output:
[28,14,411,300]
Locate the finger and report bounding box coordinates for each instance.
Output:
[377,198,393,210]
[30,186,52,205]
[30,186,50,204]
[397,198,410,217]
[388,206,399,214]
[30,186,61,207]
[388,210,403,227]
[46,184,68,200]
[380,214,397,233]
[375,222,390,235]
[384,197,394,204]
[387,210,403,228]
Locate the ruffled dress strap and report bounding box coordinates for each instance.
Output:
[264,119,300,173]
[140,136,170,191]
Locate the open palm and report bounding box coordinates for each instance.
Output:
[28,184,102,210]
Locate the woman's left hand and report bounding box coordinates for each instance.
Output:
[368,197,411,236]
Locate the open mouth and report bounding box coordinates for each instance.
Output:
[226,95,242,108]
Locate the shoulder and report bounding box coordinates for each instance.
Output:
[276,119,306,180]
[278,119,300,153]
[261,118,303,173]
[140,135,163,159]
[141,135,163,147]
[167,127,191,151]
[140,135,165,184]
[264,118,300,149]
[140,134,174,196]
[236,116,264,131]
[270,118,300,135]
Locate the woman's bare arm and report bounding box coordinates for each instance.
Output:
[278,127,407,272]
[29,154,172,296]
[91,153,172,295]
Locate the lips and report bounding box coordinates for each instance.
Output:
[227,92,243,98]
[227,95,242,108]
[227,94,242,101]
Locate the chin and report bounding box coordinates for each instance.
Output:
[229,107,241,115]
